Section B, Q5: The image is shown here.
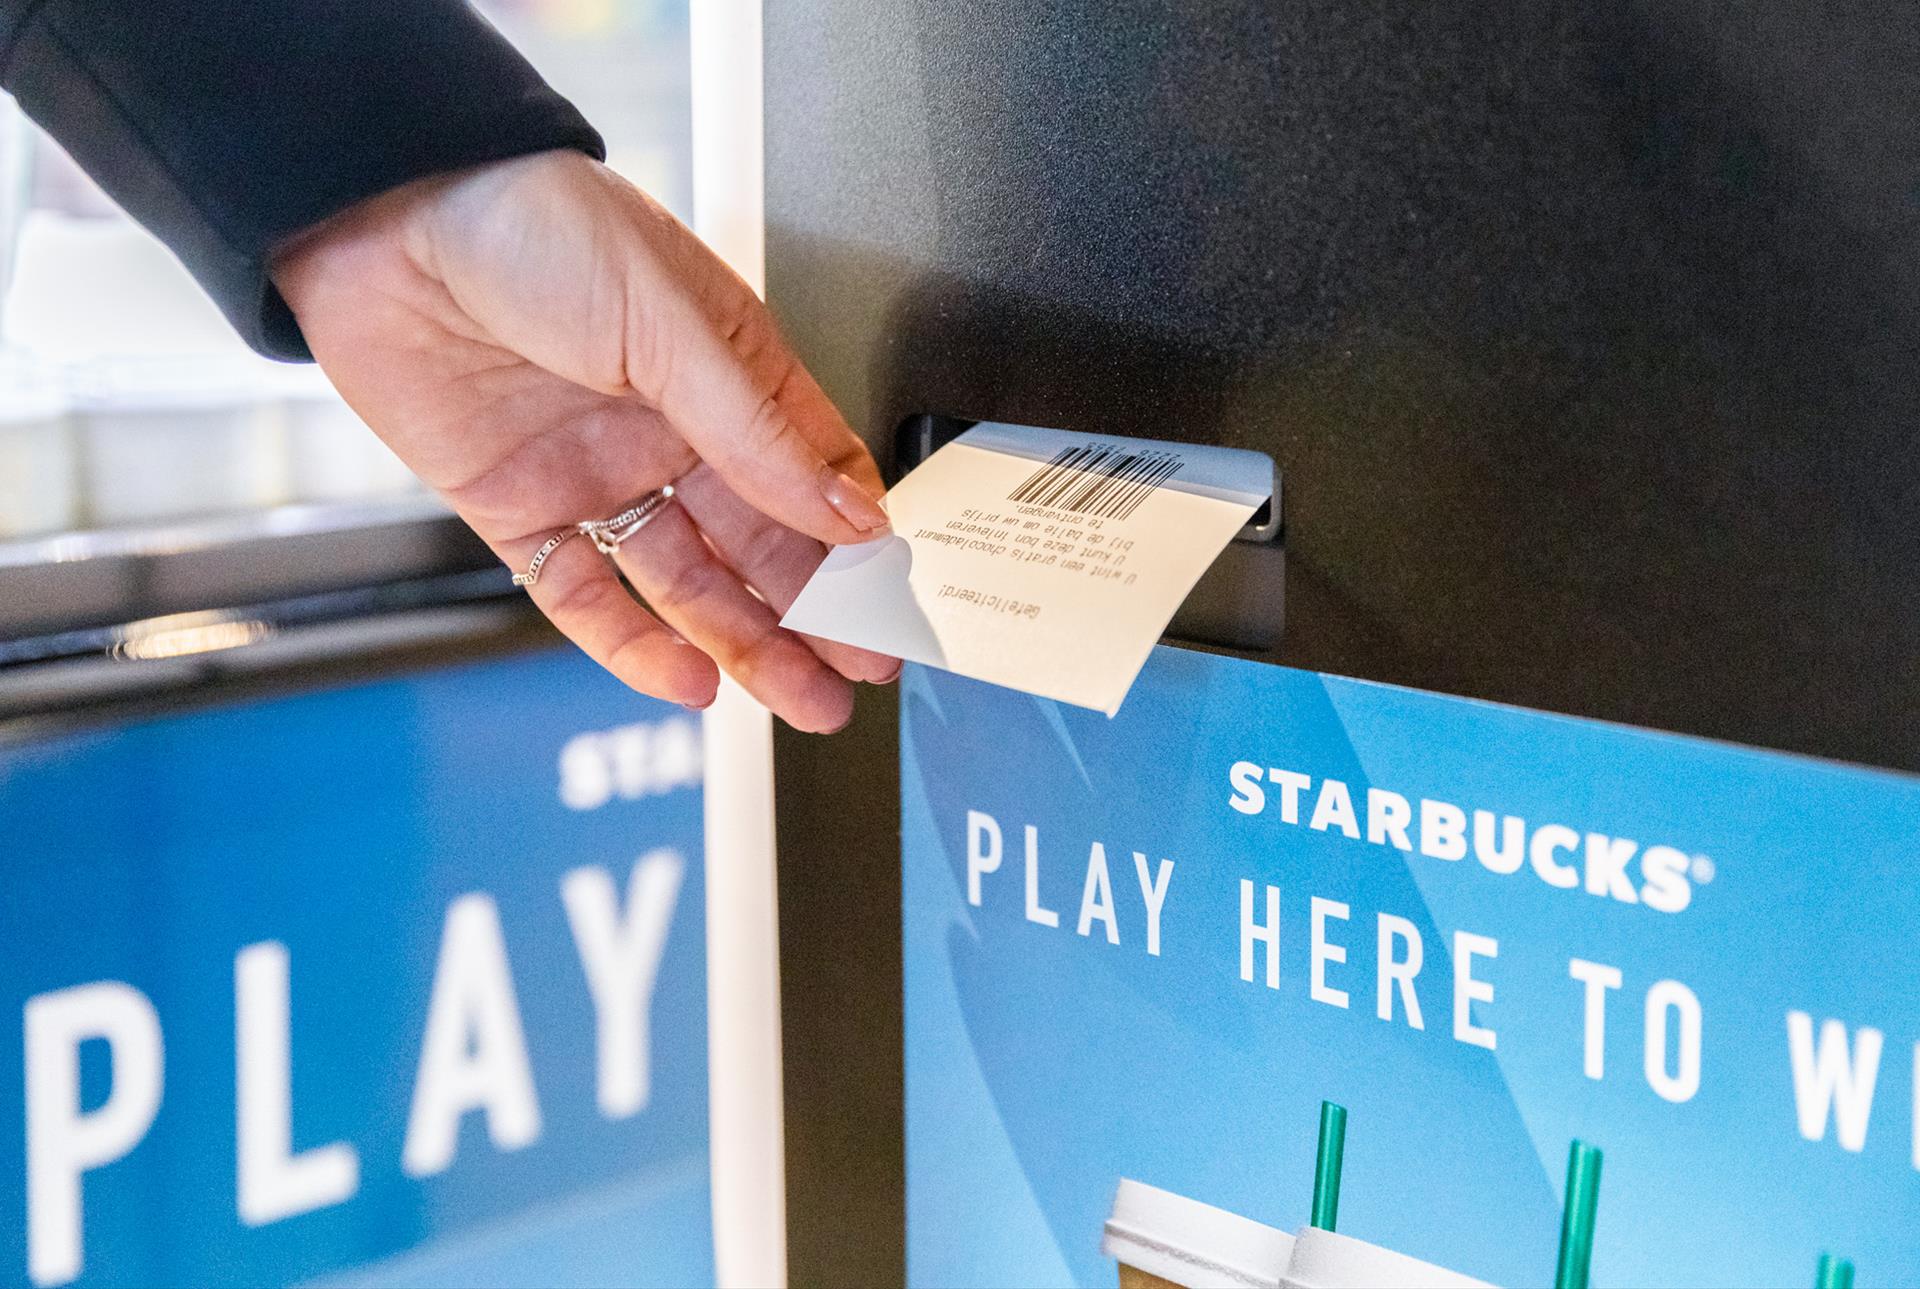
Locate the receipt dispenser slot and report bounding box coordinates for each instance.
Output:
[893,414,1284,653]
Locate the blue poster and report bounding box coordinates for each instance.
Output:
[903,647,1920,1288]
[0,647,713,1289]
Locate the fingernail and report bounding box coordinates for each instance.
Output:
[873,659,903,684]
[821,469,890,535]
[683,694,715,712]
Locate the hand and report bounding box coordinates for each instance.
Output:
[272,149,897,732]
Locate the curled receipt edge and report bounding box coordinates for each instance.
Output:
[781,421,1271,716]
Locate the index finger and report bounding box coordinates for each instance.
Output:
[634,270,888,548]
[510,533,720,706]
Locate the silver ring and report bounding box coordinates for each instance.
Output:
[579,485,678,555]
[512,485,678,588]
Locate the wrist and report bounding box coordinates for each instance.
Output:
[271,150,601,320]
[269,176,441,322]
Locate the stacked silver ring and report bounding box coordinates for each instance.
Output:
[512,485,677,588]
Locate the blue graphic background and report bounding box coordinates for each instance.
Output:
[0,647,712,1288]
[903,647,1920,1287]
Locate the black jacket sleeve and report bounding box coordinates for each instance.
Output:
[0,0,604,359]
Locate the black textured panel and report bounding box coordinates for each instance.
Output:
[762,2,1920,1278]
[769,0,1920,765]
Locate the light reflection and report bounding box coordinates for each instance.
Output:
[112,611,271,661]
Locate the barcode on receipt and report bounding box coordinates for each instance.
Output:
[1006,445,1184,519]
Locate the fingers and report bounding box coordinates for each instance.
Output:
[515,536,720,707]
[607,499,858,733]
[634,262,889,550]
[438,396,697,538]
[673,464,900,684]
[769,355,887,498]
[717,301,885,498]
[645,204,885,500]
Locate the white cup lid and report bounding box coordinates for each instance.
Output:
[1280,1226,1494,1289]
[1103,1178,1296,1289]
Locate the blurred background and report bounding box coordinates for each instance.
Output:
[0,0,688,545]
[0,6,739,1288]
[0,0,692,705]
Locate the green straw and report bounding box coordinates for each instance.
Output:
[1554,1140,1603,1289]
[1310,1101,1347,1231]
[1815,1254,1855,1289]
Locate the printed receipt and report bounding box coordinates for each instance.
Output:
[781,422,1272,715]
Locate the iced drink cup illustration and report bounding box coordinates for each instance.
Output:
[1101,1177,1486,1289]
[1102,1178,1297,1289]
[1279,1228,1489,1289]
[1281,1102,1489,1287]
[1104,1103,1491,1289]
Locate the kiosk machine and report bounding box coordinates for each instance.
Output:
[760,3,1920,1286]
